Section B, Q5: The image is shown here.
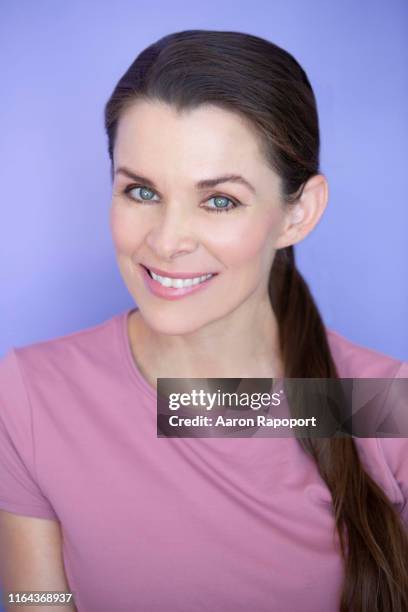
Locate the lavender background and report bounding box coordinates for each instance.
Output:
[1,1,407,364]
[0,0,407,605]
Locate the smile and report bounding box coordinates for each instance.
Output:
[148,270,214,288]
[140,265,218,300]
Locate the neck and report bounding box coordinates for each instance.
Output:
[127,298,284,390]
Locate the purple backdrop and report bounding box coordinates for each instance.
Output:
[0,1,407,607]
[1,0,407,367]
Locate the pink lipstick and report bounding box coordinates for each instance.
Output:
[140,265,218,301]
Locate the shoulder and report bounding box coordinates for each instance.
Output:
[0,310,130,431]
[0,310,126,388]
[325,327,406,378]
[326,329,408,524]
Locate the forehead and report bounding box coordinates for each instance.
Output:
[113,99,271,178]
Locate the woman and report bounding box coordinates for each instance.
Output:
[0,30,407,612]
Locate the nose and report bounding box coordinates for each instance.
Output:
[145,202,199,260]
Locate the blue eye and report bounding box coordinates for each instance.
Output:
[205,196,240,214]
[123,184,242,213]
[124,185,159,201]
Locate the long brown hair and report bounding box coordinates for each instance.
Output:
[104,30,408,610]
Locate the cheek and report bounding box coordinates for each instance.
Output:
[110,204,144,252]
[209,211,281,267]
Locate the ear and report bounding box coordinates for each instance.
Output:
[275,174,328,249]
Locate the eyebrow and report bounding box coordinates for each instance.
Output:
[115,166,256,195]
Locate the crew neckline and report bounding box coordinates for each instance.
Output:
[118,307,158,401]
[117,306,285,401]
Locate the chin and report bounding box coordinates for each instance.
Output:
[138,306,208,336]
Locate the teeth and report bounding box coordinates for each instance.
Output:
[150,270,214,288]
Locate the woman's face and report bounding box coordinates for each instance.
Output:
[110,99,289,335]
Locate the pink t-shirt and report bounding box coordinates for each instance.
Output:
[0,308,407,611]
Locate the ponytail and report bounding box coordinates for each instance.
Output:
[270,246,408,610]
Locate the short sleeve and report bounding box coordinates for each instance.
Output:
[377,360,408,526]
[0,349,58,520]
[378,436,408,526]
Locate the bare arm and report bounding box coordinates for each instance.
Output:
[0,510,76,611]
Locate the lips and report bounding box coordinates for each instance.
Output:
[140,264,217,300]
